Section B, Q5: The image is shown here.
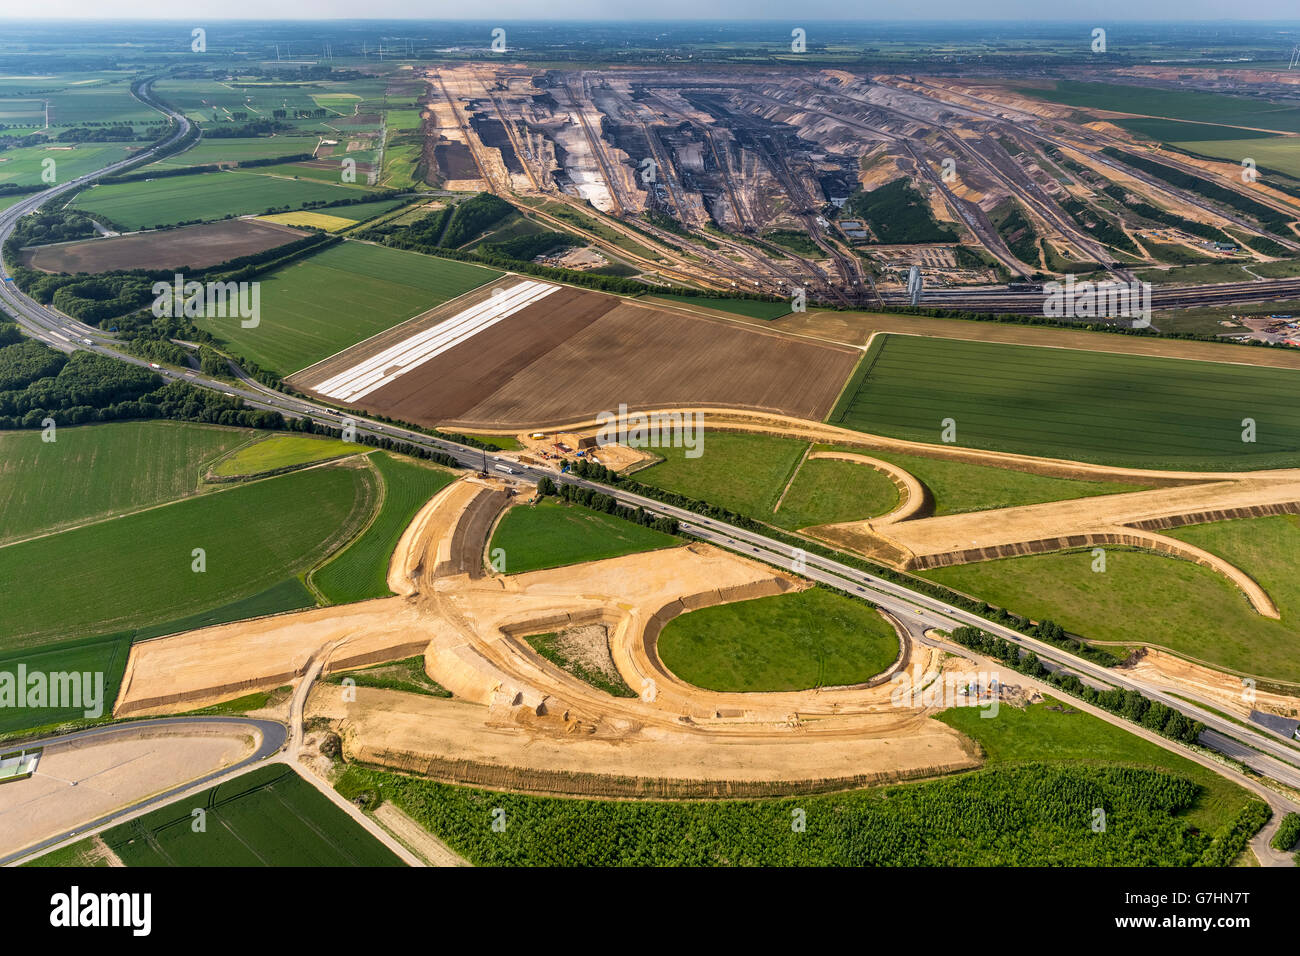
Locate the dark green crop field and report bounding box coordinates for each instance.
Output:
[829,334,1300,470]
[93,764,403,867]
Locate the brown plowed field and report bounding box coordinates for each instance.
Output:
[447,298,861,428]
[21,219,308,274]
[292,283,860,430]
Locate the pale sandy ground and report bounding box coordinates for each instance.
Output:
[1122,648,1300,721]
[373,802,468,867]
[119,475,975,792]
[0,727,258,860]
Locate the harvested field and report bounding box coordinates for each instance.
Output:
[293,282,860,429]
[20,219,308,274]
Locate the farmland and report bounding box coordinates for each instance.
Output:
[657,588,900,692]
[67,169,378,231]
[0,143,132,187]
[150,136,322,169]
[829,334,1300,470]
[311,454,457,603]
[0,421,251,544]
[1014,80,1300,134]
[489,498,680,575]
[924,514,1300,682]
[210,433,356,477]
[0,632,131,736]
[88,764,402,867]
[1166,137,1300,179]
[21,219,308,274]
[0,462,376,650]
[429,292,861,430]
[195,241,500,375]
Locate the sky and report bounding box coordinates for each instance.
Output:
[5,2,1300,21]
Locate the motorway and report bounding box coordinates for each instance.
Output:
[4,81,1300,796]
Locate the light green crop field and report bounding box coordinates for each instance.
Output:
[0,463,377,650]
[820,446,1152,516]
[312,453,457,603]
[1015,80,1300,134]
[1166,136,1300,179]
[658,588,900,692]
[773,456,898,529]
[924,514,1300,683]
[634,431,1145,527]
[211,433,356,477]
[67,168,376,230]
[489,498,681,575]
[195,240,500,375]
[649,294,793,321]
[829,334,1300,470]
[634,432,809,517]
[0,143,132,186]
[0,421,251,545]
[42,764,404,867]
[150,136,322,169]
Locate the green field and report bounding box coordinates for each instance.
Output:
[0,143,132,186]
[195,240,500,375]
[0,463,375,649]
[334,687,1259,865]
[51,764,403,867]
[937,697,1254,834]
[634,432,810,518]
[0,422,251,544]
[150,136,322,169]
[489,498,680,575]
[1017,80,1300,135]
[658,587,900,692]
[211,433,355,477]
[925,514,1300,683]
[634,431,1145,526]
[650,293,792,321]
[829,334,1300,470]
[0,632,131,737]
[311,453,456,603]
[68,169,377,231]
[824,446,1151,516]
[1166,136,1300,179]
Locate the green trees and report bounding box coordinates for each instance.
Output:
[947,624,1206,747]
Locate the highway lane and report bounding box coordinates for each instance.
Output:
[4,75,1300,794]
[0,716,287,866]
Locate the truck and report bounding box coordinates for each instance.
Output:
[494,464,515,475]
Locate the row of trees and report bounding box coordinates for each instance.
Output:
[336,761,1217,867]
[948,625,1205,746]
[535,474,679,535]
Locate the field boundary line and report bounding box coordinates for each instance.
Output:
[0,452,369,553]
[286,243,509,380]
[306,452,386,599]
[771,442,813,515]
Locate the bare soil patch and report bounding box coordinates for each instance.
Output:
[21,219,308,274]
